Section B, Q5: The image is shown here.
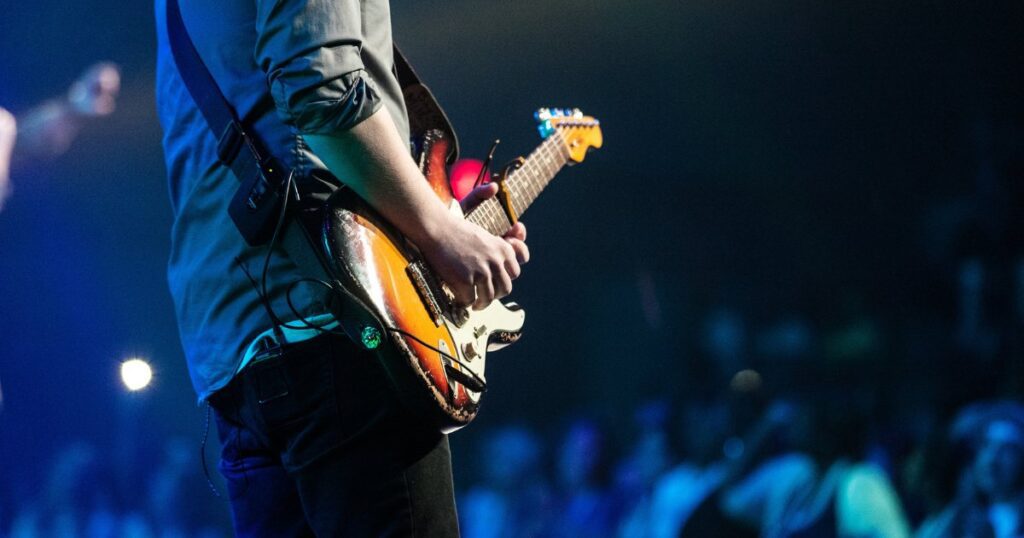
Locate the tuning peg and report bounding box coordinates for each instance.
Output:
[572,108,583,118]
[537,119,555,139]
[534,108,551,121]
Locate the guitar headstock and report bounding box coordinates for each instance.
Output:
[535,108,603,164]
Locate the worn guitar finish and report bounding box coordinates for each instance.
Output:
[323,110,603,432]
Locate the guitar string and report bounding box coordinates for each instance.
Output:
[520,133,568,210]
[467,131,571,235]
[507,133,568,221]
[470,134,547,232]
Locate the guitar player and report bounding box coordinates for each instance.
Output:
[156,0,528,534]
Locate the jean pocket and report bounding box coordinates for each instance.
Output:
[252,341,346,467]
[253,341,324,416]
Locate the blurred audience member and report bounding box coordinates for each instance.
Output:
[9,441,107,537]
[648,398,733,537]
[0,61,119,211]
[682,400,798,538]
[702,306,749,383]
[550,417,618,537]
[460,425,553,538]
[686,398,911,537]
[146,436,201,537]
[15,62,120,157]
[918,401,1024,538]
[616,400,675,537]
[954,257,1000,360]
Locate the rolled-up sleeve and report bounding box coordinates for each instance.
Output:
[254,0,381,135]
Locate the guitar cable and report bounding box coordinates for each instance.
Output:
[245,171,488,392]
[199,403,221,498]
[281,276,490,393]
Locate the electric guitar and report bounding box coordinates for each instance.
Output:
[322,108,603,432]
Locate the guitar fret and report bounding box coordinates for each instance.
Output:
[514,136,556,215]
[526,144,547,199]
[517,162,536,215]
[483,199,505,236]
[531,136,562,199]
[481,200,502,235]
[466,130,572,237]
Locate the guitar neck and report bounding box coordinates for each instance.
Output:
[465,134,571,236]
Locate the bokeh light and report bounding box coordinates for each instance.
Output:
[120,358,153,391]
[450,158,485,201]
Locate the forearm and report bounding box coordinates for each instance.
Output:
[15,99,81,157]
[304,106,454,248]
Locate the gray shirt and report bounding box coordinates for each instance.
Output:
[155,0,409,402]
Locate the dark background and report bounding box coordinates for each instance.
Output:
[1,0,1022,531]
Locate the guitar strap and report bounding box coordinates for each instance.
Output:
[166,0,459,338]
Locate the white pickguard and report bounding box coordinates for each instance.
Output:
[442,300,525,404]
[439,200,526,404]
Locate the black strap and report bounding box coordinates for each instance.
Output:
[393,43,421,91]
[393,44,460,163]
[168,0,292,248]
[166,0,265,178]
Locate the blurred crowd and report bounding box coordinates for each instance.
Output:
[455,396,1024,538]
[0,436,229,537]
[7,396,1024,537]
[11,395,1022,537]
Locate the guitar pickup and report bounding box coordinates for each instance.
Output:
[406,260,471,328]
[406,261,443,326]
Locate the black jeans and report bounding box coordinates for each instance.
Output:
[209,333,460,536]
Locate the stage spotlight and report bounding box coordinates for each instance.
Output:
[120,358,153,391]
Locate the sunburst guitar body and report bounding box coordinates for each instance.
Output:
[322,109,603,432]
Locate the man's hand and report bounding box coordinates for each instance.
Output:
[67,62,121,117]
[419,182,531,310]
[18,62,121,157]
[458,181,531,269]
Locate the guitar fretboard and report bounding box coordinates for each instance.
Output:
[465,134,571,236]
